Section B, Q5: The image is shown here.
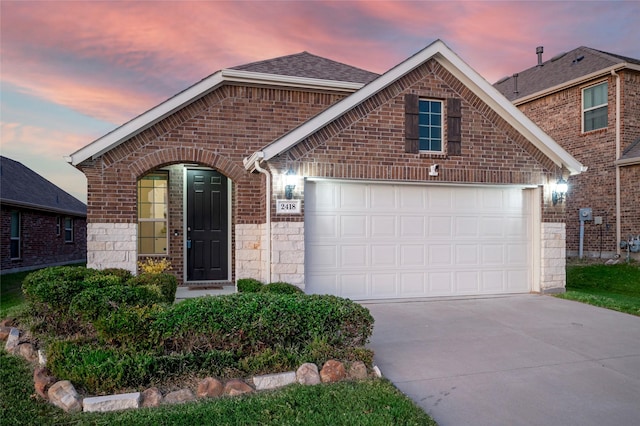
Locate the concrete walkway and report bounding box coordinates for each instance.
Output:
[364,295,640,426]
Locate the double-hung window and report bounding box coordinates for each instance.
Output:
[418,99,443,152]
[583,82,608,132]
[10,211,20,259]
[137,172,168,255]
[64,217,74,242]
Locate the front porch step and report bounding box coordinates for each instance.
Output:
[175,284,236,301]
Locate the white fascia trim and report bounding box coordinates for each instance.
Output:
[262,40,448,161]
[616,157,640,166]
[513,63,640,106]
[67,70,363,166]
[243,151,265,171]
[435,49,586,175]
[221,69,364,92]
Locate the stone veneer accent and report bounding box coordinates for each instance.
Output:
[540,222,566,293]
[235,222,304,286]
[86,223,137,273]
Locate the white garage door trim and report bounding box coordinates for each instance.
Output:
[305,179,538,300]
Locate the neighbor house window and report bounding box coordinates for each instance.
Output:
[137,172,168,255]
[418,99,443,152]
[56,216,61,236]
[10,211,20,259]
[64,217,73,242]
[583,82,608,132]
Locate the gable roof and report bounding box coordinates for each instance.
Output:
[245,39,586,176]
[231,51,379,84]
[66,53,374,166]
[0,156,86,216]
[494,46,640,103]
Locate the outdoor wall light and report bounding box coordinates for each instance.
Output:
[284,168,297,199]
[552,178,568,205]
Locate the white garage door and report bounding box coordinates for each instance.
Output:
[305,181,533,300]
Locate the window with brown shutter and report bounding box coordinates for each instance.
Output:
[405,94,419,153]
[447,98,462,155]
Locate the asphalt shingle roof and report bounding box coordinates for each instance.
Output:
[0,156,86,216]
[230,51,379,84]
[621,137,640,161]
[494,46,640,101]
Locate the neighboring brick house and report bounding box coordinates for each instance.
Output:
[495,47,640,259]
[67,40,584,299]
[1,156,87,273]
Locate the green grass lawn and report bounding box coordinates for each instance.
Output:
[558,262,640,316]
[0,270,31,319]
[0,350,436,426]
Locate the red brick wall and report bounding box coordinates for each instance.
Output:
[517,70,640,254]
[1,207,87,272]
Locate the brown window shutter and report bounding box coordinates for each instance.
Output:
[447,98,462,155]
[405,94,419,153]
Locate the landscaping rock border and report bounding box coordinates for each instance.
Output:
[2,326,383,414]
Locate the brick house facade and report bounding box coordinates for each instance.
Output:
[68,40,584,298]
[1,156,87,274]
[495,47,640,259]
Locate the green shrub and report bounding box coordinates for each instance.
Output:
[69,285,162,323]
[93,305,162,349]
[260,281,304,294]
[238,346,299,375]
[100,268,134,282]
[126,273,178,303]
[22,266,98,311]
[237,278,263,293]
[152,293,374,354]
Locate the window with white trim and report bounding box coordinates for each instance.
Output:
[418,99,443,152]
[56,216,61,236]
[10,211,20,259]
[583,82,608,132]
[64,217,74,242]
[137,172,168,255]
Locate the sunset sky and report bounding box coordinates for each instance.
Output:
[1,0,639,203]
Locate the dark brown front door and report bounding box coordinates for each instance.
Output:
[186,169,228,281]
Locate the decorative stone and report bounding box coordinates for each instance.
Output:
[0,326,11,341]
[320,360,346,383]
[5,327,19,352]
[38,349,47,366]
[83,392,140,412]
[296,363,321,385]
[0,318,16,327]
[34,367,56,399]
[373,365,383,378]
[48,380,82,413]
[163,388,195,405]
[223,379,254,396]
[348,361,368,380]
[196,377,223,398]
[16,343,38,362]
[253,371,296,390]
[141,387,163,407]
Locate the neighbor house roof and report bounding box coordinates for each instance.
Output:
[66,53,375,166]
[618,137,640,166]
[494,46,640,103]
[245,39,586,176]
[0,156,86,216]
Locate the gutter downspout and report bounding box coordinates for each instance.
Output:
[612,70,621,256]
[253,160,272,283]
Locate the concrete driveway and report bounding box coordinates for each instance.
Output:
[364,295,640,426]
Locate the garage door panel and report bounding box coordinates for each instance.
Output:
[341,245,368,268]
[371,216,396,237]
[340,185,368,209]
[428,216,452,237]
[372,273,398,298]
[429,244,452,264]
[372,245,397,266]
[401,216,425,238]
[400,272,426,295]
[307,215,338,238]
[341,215,367,238]
[305,181,532,300]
